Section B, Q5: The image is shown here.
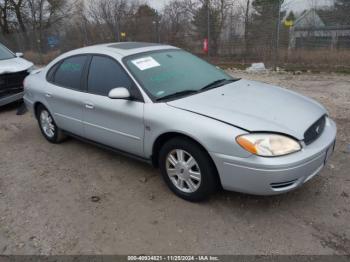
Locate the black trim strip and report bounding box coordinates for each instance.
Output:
[63,131,152,165]
[46,53,145,103]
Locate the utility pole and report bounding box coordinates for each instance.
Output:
[207,0,210,57]
[157,20,160,43]
[275,0,282,70]
[83,18,88,46]
[153,20,160,43]
[244,0,250,56]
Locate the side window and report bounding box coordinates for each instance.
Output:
[47,62,60,81]
[53,55,87,90]
[88,56,134,96]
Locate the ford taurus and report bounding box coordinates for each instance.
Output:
[23,42,337,201]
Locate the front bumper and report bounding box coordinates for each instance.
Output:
[0,91,24,107]
[210,117,337,195]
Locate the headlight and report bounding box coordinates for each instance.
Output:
[236,133,301,157]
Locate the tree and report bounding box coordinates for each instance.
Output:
[130,4,160,42]
[25,0,72,52]
[192,1,220,45]
[0,0,11,34]
[9,0,26,33]
[334,0,350,25]
[63,0,89,49]
[88,0,136,42]
[243,0,251,55]
[192,0,233,55]
[248,0,285,59]
[162,0,195,47]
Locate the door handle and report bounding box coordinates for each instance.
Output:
[45,93,52,98]
[85,103,94,110]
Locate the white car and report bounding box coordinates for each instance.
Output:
[23,43,336,201]
[0,43,34,107]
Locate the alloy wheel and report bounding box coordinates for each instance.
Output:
[166,149,202,193]
[40,110,55,138]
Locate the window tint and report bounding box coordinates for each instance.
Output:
[53,56,87,90]
[88,56,133,96]
[47,62,60,81]
[124,50,232,100]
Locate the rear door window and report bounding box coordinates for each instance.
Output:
[53,55,87,90]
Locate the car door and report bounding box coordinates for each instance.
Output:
[46,55,88,136]
[83,55,145,157]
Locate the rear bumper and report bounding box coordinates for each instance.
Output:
[210,117,337,195]
[0,91,23,107]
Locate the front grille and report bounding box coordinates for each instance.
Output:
[304,115,326,145]
[0,70,29,97]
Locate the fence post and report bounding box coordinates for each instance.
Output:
[207,0,210,57]
[274,0,282,70]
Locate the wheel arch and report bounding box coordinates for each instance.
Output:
[33,101,46,119]
[33,101,54,120]
[151,132,222,186]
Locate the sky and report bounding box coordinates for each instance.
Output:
[146,0,335,12]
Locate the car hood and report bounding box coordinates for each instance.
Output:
[0,57,33,74]
[167,79,327,140]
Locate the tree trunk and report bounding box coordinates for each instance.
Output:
[13,1,30,49]
[244,0,250,57]
[0,0,10,34]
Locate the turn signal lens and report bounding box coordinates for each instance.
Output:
[236,136,258,154]
[236,133,301,157]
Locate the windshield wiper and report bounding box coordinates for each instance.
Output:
[200,79,236,92]
[156,90,199,101]
[156,78,238,102]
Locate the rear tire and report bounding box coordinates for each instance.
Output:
[159,137,219,202]
[36,105,66,143]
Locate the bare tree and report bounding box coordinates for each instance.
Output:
[88,0,138,42]
[0,0,11,34]
[162,0,196,45]
[244,0,250,54]
[9,0,26,33]
[26,0,72,30]
[23,0,72,53]
[193,0,236,54]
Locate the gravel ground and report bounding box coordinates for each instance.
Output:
[0,71,349,255]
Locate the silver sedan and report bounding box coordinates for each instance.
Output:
[23,42,336,201]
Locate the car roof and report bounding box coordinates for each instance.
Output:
[63,42,179,58]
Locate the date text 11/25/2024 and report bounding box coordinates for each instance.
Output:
[127,255,220,261]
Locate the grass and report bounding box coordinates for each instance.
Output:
[23,50,61,65]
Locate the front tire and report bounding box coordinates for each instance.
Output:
[37,105,66,143]
[159,137,219,202]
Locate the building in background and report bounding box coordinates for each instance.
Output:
[289,9,350,49]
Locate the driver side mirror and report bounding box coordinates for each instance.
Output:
[15,52,24,57]
[108,87,131,100]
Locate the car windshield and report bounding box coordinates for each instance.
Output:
[124,49,234,101]
[0,44,15,60]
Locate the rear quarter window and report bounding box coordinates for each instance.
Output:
[46,62,60,81]
[51,55,87,90]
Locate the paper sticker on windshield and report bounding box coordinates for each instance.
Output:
[131,57,160,71]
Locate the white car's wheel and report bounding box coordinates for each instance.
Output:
[37,105,66,143]
[166,149,202,193]
[159,137,219,201]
